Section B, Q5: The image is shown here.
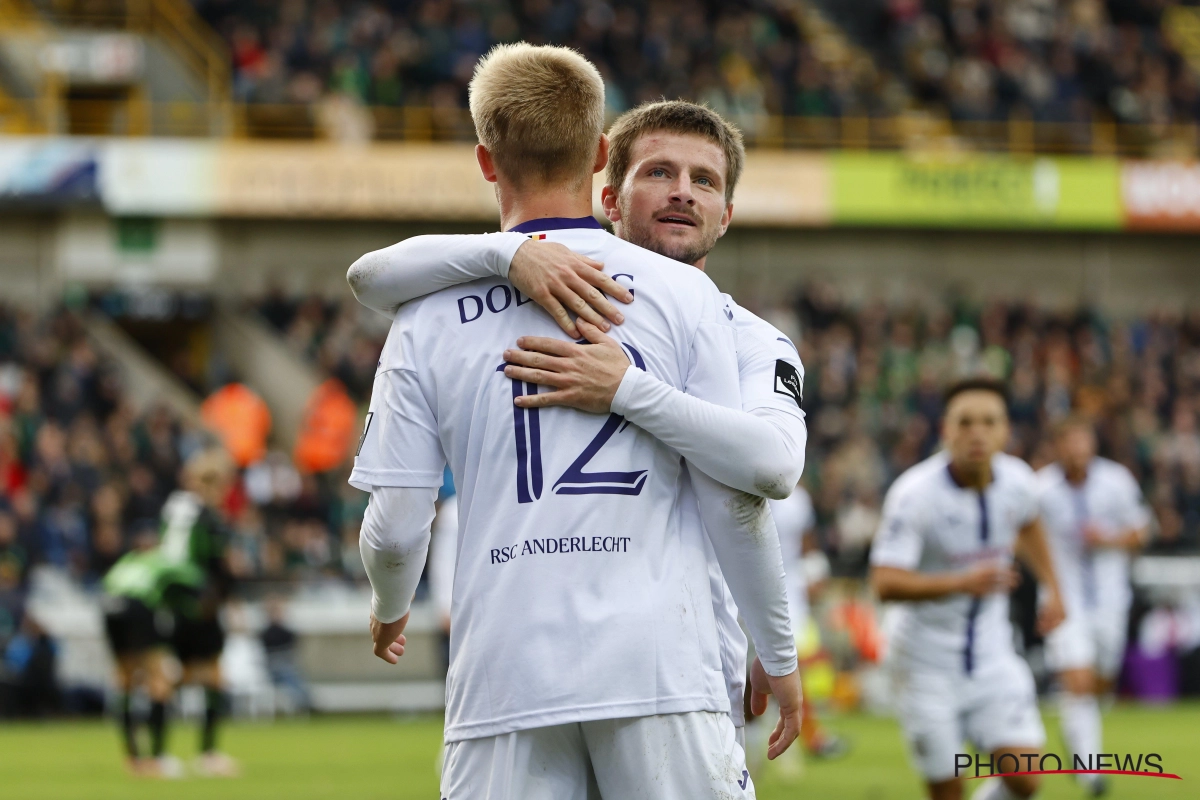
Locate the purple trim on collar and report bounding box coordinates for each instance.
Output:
[945,461,994,491]
[507,216,603,234]
[945,462,966,488]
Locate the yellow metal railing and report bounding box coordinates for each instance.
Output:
[2,94,1198,159]
[21,0,232,134]
[0,0,42,132]
[229,104,1199,159]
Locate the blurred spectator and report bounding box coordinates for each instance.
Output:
[259,595,311,713]
[0,509,29,649]
[0,614,59,718]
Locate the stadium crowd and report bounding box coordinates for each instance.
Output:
[193,0,1200,133]
[254,289,387,404]
[194,0,885,134]
[876,0,1200,125]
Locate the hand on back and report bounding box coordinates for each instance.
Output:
[504,320,631,414]
[508,239,633,339]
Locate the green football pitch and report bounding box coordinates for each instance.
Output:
[2,704,1196,799]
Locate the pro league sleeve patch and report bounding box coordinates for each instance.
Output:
[773,360,803,407]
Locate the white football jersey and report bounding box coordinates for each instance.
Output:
[1037,458,1148,618]
[870,451,1040,674]
[350,219,742,742]
[770,485,816,635]
[706,299,806,727]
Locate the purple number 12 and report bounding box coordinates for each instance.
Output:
[505,342,648,503]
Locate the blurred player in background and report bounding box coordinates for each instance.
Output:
[101,533,202,778]
[870,378,1065,800]
[1038,416,1150,797]
[348,99,808,755]
[159,448,239,777]
[761,483,847,760]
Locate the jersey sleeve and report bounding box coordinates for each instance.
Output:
[1116,467,1151,531]
[349,311,446,491]
[682,291,742,408]
[609,367,806,499]
[609,285,804,496]
[737,325,805,415]
[359,485,438,623]
[347,232,527,316]
[1015,462,1042,528]
[870,482,925,570]
[691,468,798,678]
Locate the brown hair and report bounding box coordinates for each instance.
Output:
[468,43,605,189]
[605,100,746,201]
[1053,413,1096,439]
[943,376,1010,412]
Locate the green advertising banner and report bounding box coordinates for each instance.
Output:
[832,152,1122,230]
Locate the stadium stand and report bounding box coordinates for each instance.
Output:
[196,0,1200,125]
[253,290,387,404]
[820,0,1200,126]
[186,0,1200,151]
[4,0,1197,153]
[192,0,884,134]
[0,301,369,611]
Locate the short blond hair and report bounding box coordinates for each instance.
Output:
[469,43,605,188]
[606,101,746,201]
[183,447,234,489]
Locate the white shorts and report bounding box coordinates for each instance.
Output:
[440,711,754,800]
[891,656,1046,783]
[1045,608,1128,680]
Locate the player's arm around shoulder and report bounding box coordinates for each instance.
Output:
[346,229,632,336]
[347,231,528,316]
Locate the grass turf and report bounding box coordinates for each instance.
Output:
[1,704,1196,799]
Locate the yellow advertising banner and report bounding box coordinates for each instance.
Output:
[99,139,832,225]
[213,142,499,220]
